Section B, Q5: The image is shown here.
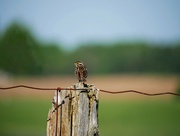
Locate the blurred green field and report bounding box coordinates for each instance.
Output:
[0,98,180,136]
[99,99,180,136]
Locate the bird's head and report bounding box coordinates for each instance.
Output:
[74,61,84,67]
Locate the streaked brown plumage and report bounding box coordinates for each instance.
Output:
[74,61,88,83]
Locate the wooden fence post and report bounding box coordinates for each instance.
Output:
[47,83,99,136]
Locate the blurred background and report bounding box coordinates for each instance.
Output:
[0,0,180,136]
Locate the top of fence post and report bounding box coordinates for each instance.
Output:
[47,83,99,136]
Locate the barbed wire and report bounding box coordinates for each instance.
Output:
[0,85,180,96]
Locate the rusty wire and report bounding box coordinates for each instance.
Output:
[0,85,180,96]
[55,89,58,136]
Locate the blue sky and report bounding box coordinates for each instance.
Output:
[0,0,180,48]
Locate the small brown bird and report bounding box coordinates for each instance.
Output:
[74,61,88,83]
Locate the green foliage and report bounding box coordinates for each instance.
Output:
[71,43,180,74]
[40,43,64,75]
[0,22,43,75]
[0,22,180,75]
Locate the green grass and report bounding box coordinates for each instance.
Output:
[0,98,51,136]
[99,99,180,136]
[0,98,180,136]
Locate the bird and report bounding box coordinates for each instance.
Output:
[74,61,88,83]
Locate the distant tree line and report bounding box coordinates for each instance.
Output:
[0,22,180,75]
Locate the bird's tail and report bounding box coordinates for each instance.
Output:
[79,78,86,83]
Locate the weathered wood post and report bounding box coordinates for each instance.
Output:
[47,83,99,136]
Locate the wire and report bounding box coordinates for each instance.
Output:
[0,85,180,96]
[0,85,55,90]
[100,89,180,96]
[0,85,85,91]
